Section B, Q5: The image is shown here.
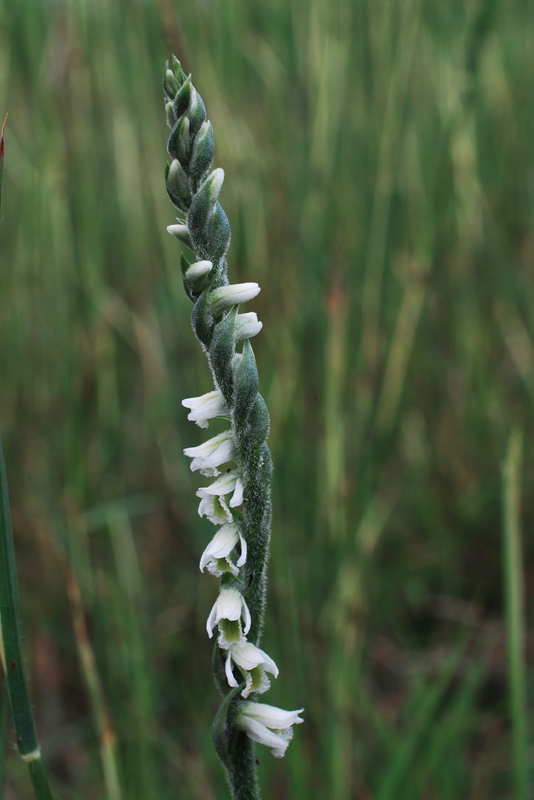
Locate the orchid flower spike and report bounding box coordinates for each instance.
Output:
[163,55,302,794]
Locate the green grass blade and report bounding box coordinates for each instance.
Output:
[0,439,54,798]
[0,115,6,220]
[502,428,529,800]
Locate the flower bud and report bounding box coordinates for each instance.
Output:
[171,55,187,85]
[163,69,180,99]
[185,260,212,284]
[165,102,176,129]
[173,75,192,119]
[167,224,192,249]
[235,312,262,341]
[167,159,191,205]
[209,283,260,314]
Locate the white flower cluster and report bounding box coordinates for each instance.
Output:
[181,282,303,757]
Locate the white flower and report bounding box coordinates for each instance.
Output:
[182,389,228,428]
[225,641,278,698]
[199,523,247,577]
[183,429,235,477]
[236,702,304,758]
[209,283,261,314]
[235,312,263,341]
[197,471,243,508]
[206,588,251,647]
[196,491,232,525]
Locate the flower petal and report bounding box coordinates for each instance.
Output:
[229,477,244,507]
[206,603,218,638]
[200,471,238,497]
[225,653,240,687]
[242,599,251,635]
[236,533,247,567]
[217,588,243,621]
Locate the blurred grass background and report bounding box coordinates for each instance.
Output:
[0,0,533,797]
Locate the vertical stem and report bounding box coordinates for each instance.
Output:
[0,115,7,219]
[0,439,55,799]
[502,428,529,800]
[66,566,123,800]
[27,758,54,800]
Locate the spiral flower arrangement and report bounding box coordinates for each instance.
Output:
[162,57,303,797]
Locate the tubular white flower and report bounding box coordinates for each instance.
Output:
[209,283,261,314]
[236,702,304,759]
[182,389,228,428]
[224,641,278,698]
[206,587,251,647]
[199,523,247,576]
[235,312,263,341]
[183,429,235,477]
[199,471,244,508]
